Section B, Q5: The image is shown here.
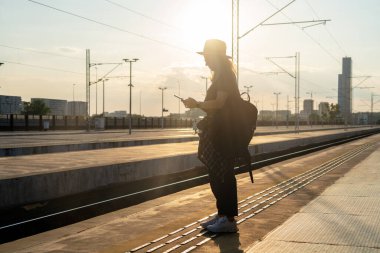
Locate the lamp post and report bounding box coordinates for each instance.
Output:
[95,67,98,115]
[273,92,281,128]
[72,84,76,115]
[159,87,167,128]
[102,78,109,116]
[371,93,380,126]
[201,76,208,94]
[0,63,3,95]
[177,80,181,118]
[244,85,253,98]
[266,53,300,133]
[287,95,293,128]
[123,58,139,135]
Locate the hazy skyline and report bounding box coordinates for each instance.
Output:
[1,0,379,116]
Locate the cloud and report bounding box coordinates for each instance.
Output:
[56,47,82,54]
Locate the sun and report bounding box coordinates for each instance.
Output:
[176,0,231,53]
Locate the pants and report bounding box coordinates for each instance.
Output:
[209,166,238,217]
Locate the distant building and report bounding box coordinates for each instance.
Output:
[169,113,183,119]
[259,110,274,121]
[275,110,291,121]
[318,102,329,116]
[338,57,352,123]
[353,112,369,125]
[183,108,206,119]
[32,98,67,116]
[67,101,87,116]
[104,110,127,118]
[0,95,22,114]
[300,99,314,121]
[303,99,314,114]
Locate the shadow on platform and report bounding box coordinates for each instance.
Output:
[213,232,244,253]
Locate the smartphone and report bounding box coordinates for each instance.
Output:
[174,94,184,100]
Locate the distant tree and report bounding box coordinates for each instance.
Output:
[321,112,329,125]
[22,100,51,115]
[328,103,340,123]
[309,113,320,125]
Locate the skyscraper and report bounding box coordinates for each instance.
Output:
[303,99,314,114]
[338,57,352,123]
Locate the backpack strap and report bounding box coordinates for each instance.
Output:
[240,91,254,183]
[240,91,251,102]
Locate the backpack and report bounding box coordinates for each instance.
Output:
[197,91,258,183]
[233,92,258,183]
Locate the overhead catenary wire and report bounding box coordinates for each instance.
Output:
[104,0,179,31]
[304,0,348,56]
[27,0,192,54]
[1,60,84,75]
[303,1,374,80]
[0,44,84,61]
[265,0,341,64]
[241,66,335,98]
[91,63,123,85]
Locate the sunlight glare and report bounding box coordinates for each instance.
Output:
[177,0,231,53]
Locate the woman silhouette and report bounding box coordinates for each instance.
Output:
[183,39,240,233]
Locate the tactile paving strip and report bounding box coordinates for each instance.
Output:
[125,142,375,253]
[301,196,380,215]
[247,240,380,253]
[247,142,380,253]
[256,213,380,248]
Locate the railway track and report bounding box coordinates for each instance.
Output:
[125,140,375,253]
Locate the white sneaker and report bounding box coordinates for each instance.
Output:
[206,216,238,233]
[200,215,219,229]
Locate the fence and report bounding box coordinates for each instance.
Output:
[0,114,194,131]
[0,114,350,131]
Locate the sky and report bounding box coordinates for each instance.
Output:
[1,0,380,116]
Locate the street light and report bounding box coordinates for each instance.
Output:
[244,85,253,98]
[371,93,380,126]
[101,78,109,116]
[266,53,300,133]
[287,95,293,128]
[72,84,76,115]
[159,87,167,128]
[176,80,181,118]
[0,63,3,94]
[123,58,139,135]
[201,76,208,94]
[273,92,281,128]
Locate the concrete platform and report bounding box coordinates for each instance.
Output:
[1,132,379,253]
[0,128,198,156]
[0,127,379,209]
[0,125,364,156]
[246,137,380,252]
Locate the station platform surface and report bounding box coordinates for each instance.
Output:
[0,125,361,152]
[246,135,380,253]
[1,127,368,179]
[1,127,378,209]
[1,133,379,252]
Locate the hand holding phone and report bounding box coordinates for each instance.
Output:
[174,94,184,100]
